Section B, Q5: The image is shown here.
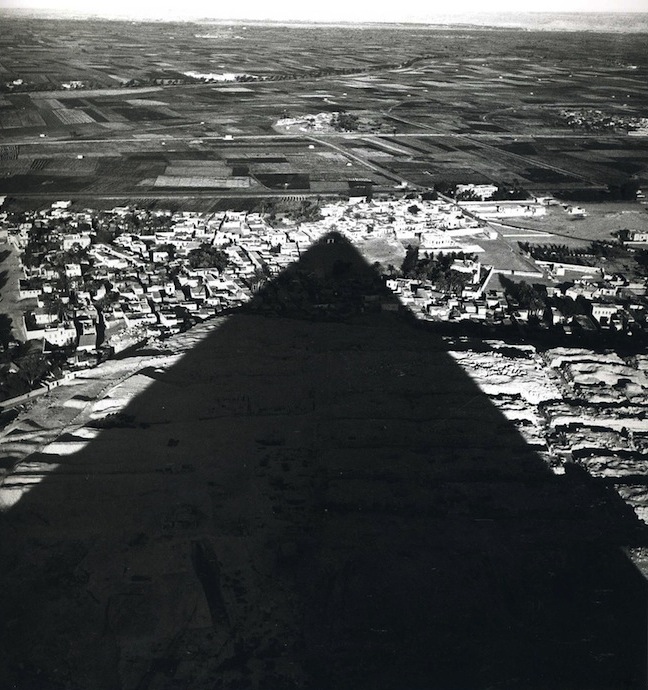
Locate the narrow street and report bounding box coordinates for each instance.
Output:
[0,242,27,342]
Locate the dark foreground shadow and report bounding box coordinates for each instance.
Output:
[0,233,647,690]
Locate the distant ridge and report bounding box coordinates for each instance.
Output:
[1,8,648,33]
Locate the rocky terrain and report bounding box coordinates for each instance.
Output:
[0,236,647,690]
[541,349,648,521]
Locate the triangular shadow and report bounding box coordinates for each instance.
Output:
[1,232,647,690]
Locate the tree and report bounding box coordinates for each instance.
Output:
[45,296,64,318]
[386,264,399,277]
[331,112,359,132]
[515,282,546,313]
[491,183,529,201]
[554,296,577,317]
[16,352,50,388]
[455,189,480,202]
[187,244,229,271]
[613,229,631,243]
[636,250,648,275]
[247,266,271,293]
[589,240,612,259]
[95,224,116,244]
[284,199,322,224]
[0,314,13,351]
[158,243,176,260]
[574,295,592,316]
[401,245,419,277]
[500,277,546,313]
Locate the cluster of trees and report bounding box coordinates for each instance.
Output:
[246,266,272,294]
[454,189,483,202]
[0,342,59,401]
[93,209,173,243]
[285,199,322,223]
[13,351,51,388]
[331,112,360,132]
[259,199,323,225]
[587,240,627,259]
[518,242,589,260]
[20,217,95,269]
[613,229,633,243]
[21,230,59,268]
[434,182,459,197]
[187,244,229,271]
[519,240,627,264]
[555,180,639,202]
[500,277,599,325]
[0,314,13,352]
[490,183,529,201]
[500,277,547,313]
[552,294,593,318]
[400,246,475,293]
[635,249,648,276]
[50,246,90,269]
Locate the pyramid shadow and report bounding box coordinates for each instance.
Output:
[0,232,647,690]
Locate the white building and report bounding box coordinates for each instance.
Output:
[44,321,77,347]
[65,263,83,278]
[591,303,622,323]
[62,233,92,251]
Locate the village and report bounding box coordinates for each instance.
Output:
[0,190,647,400]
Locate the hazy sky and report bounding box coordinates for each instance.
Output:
[1,0,647,21]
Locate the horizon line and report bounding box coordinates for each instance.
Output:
[2,7,648,21]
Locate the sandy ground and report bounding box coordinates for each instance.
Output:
[354,236,406,268]
[496,202,648,248]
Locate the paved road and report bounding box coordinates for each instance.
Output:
[305,134,409,186]
[0,131,631,146]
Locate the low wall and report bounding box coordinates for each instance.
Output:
[0,385,48,409]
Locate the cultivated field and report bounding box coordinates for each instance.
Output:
[0,18,647,203]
